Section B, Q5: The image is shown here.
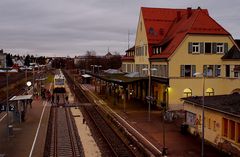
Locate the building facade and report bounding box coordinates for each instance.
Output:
[182,95,240,155]
[122,7,240,110]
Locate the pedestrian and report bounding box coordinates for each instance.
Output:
[51,94,55,104]
[65,95,69,103]
[29,99,33,108]
[56,95,60,104]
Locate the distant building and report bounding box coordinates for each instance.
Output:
[121,46,135,73]
[182,94,240,155]
[105,52,112,59]
[0,49,6,68]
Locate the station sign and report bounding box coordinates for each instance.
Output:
[0,105,15,111]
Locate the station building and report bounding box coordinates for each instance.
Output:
[181,94,240,155]
[121,7,240,110]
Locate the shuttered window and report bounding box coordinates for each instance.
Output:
[180,65,196,77]
[188,42,193,53]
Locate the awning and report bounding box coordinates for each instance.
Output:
[82,74,92,78]
[10,95,33,101]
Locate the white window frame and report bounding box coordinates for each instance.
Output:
[192,42,200,53]
[216,43,224,53]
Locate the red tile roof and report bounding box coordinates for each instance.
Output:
[141,7,230,59]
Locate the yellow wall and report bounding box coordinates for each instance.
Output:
[169,34,234,77]
[134,10,149,65]
[184,102,240,152]
[168,34,238,109]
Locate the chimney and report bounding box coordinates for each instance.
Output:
[176,11,181,22]
[187,7,192,18]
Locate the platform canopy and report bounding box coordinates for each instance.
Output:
[10,95,33,101]
[82,74,92,78]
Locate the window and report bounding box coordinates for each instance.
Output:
[230,120,235,140]
[208,118,211,129]
[237,123,240,143]
[192,43,200,53]
[215,65,221,77]
[203,65,214,77]
[183,88,192,97]
[213,121,217,131]
[206,88,214,96]
[225,65,230,77]
[205,43,212,54]
[223,118,228,137]
[234,65,240,78]
[140,22,142,31]
[216,43,224,53]
[180,65,196,77]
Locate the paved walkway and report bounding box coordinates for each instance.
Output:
[0,87,51,157]
[81,84,228,157]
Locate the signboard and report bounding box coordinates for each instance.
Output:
[0,105,15,111]
[186,111,196,126]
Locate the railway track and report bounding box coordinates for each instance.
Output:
[63,70,137,157]
[45,106,84,157]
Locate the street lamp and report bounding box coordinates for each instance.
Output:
[90,65,95,74]
[194,72,205,157]
[142,67,157,121]
[96,65,102,75]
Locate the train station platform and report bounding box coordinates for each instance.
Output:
[81,84,228,157]
[0,88,51,157]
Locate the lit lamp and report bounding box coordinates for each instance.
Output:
[194,72,205,157]
[26,81,32,93]
[142,67,157,121]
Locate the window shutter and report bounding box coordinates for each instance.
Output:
[200,42,204,53]
[181,65,185,77]
[192,65,196,77]
[224,43,228,53]
[188,42,193,53]
[214,65,218,77]
[203,65,207,76]
[212,43,217,53]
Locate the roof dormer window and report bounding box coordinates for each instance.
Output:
[149,27,154,35]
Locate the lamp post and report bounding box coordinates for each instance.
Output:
[142,67,157,121]
[194,72,205,157]
[90,65,95,74]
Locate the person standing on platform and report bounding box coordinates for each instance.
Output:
[51,94,55,104]
[65,95,69,104]
[56,95,60,104]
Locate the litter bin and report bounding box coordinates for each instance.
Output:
[180,123,188,135]
[8,125,13,136]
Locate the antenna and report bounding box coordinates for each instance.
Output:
[128,29,130,49]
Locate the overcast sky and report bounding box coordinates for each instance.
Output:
[0,0,239,57]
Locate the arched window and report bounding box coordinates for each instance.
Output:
[183,88,192,97]
[206,88,214,96]
[231,88,240,94]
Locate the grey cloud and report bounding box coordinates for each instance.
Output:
[0,0,239,57]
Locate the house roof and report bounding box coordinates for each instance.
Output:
[235,39,240,48]
[222,45,240,60]
[141,7,230,59]
[181,94,240,117]
[126,46,135,52]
